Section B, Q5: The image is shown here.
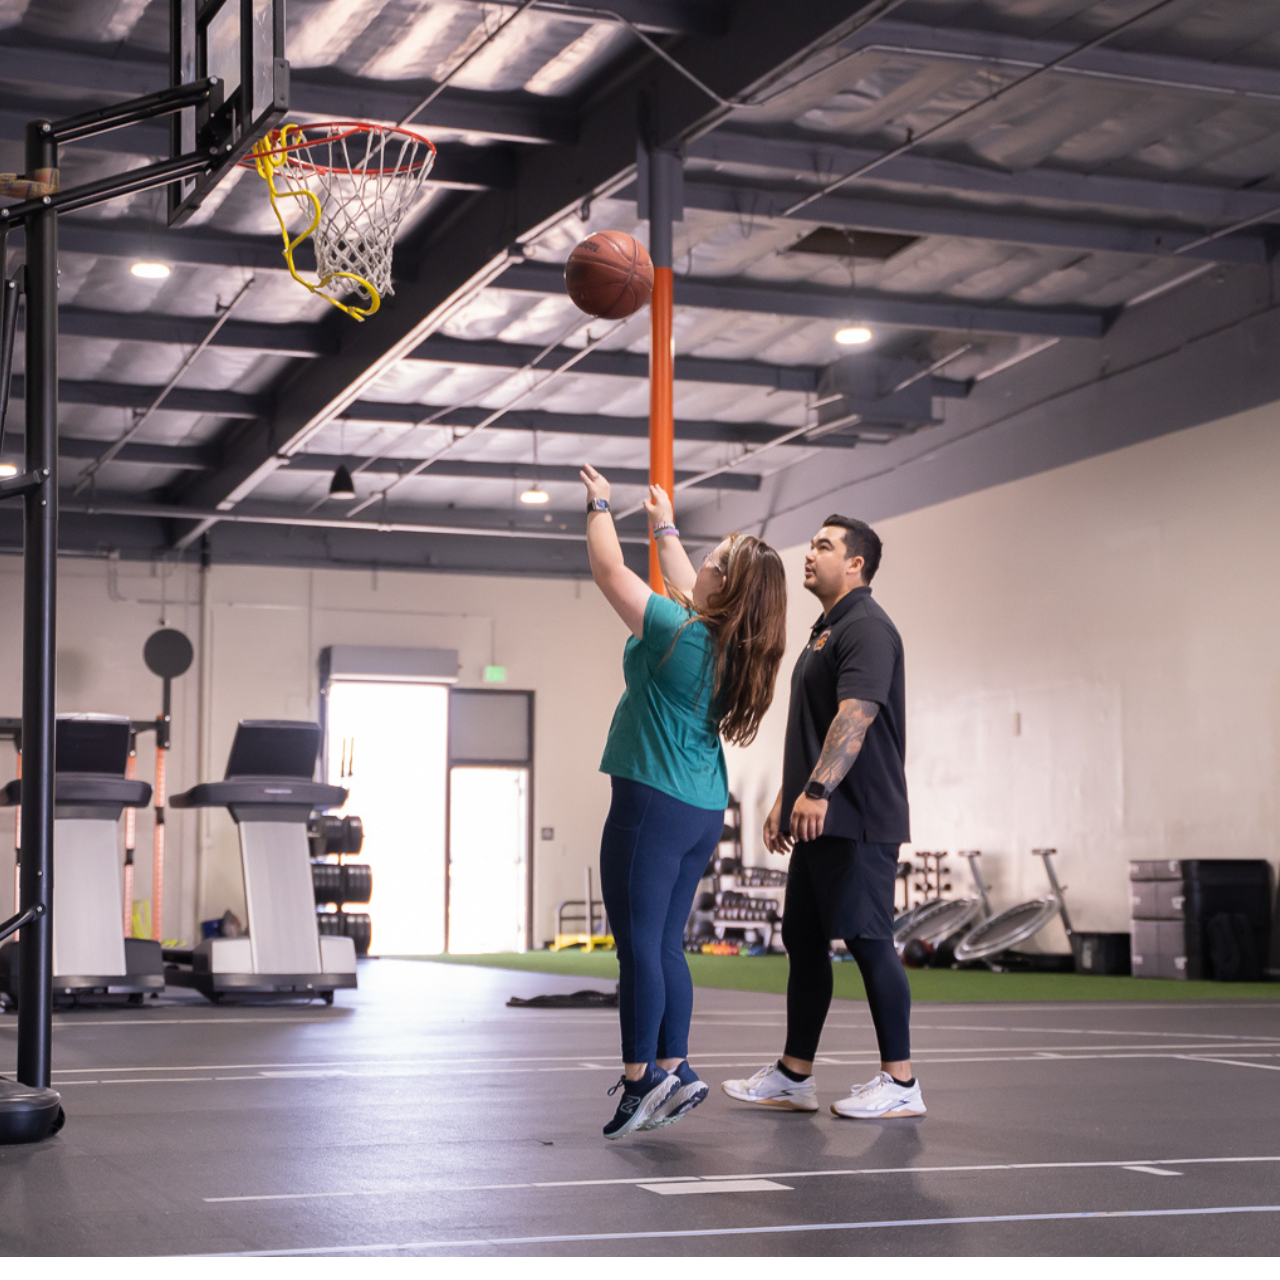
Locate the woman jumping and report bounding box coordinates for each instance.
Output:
[580,464,787,1139]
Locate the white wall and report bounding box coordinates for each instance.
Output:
[728,398,1280,949]
[0,557,628,948]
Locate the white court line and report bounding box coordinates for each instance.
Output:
[910,1023,1280,1042]
[0,1015,340,1030]
[1123,1166,1183,1177]
[1179,1055,1280,1072]
[197,1203,1280,1255]
[4,1000,1275,1037]
[202,1152,1280,1203]
[45,1038,1280,1076]
[54,1047,1280,1087]
[639,1179,791,1196]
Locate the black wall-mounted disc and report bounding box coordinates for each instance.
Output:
[143,629,194,680]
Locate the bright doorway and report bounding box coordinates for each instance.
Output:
[325,680,449,955]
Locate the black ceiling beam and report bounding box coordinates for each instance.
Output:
[50,307,820,389]
[169,1,916,545]
[0,42,574,147]
[497,260,1109,338]
[410,333,821,391]
[3,434,213,471]
[0,106,514,190]
[59,304,950,399]
[850,16,1280,100]
[8,375,266,419]
[7,376,931,448]
[507,1,727,36]
[686,129,1280,231]
[0,508,637,577]
[56,307,334,358]
[0,433,761,487]
[63,497,653,543]
[659,178,1269,265]
[286,455,761,490]
[5,376,865,449]
[337,402,863,448]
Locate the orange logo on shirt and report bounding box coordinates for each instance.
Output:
[812,629,832,651]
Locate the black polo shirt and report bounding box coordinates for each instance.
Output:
[780,586,909,843]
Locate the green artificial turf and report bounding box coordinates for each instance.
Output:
[413,950,1280,1002]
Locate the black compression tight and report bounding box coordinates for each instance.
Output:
[783,934,911,1064]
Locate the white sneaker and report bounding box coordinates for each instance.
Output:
[830,1071,926,1119]
[721,1063,818,1112]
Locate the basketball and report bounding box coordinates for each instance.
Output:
[564,231,654,320]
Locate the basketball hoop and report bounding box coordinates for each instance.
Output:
[245,122,436,321]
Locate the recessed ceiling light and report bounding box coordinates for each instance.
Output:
[835,326,872,345]
[0,463,18,478]
[519,486,550,505]
[131,262,171,280]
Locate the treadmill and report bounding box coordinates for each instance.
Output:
[168,720,357,1002]
[0,714,161,1006]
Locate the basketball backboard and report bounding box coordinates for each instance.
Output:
[168,0,288,226]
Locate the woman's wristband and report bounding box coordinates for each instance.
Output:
[652,522,680,538]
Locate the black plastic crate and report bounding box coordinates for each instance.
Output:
[1071,932,1131,975]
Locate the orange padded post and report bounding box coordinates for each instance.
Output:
[649,265,675,592]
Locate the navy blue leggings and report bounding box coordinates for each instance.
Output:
[598,777,724,1064]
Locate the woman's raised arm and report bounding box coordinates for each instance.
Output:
[581,464,651,639]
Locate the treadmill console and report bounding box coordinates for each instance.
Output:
[226,720,322,780]
[55,714,132,775]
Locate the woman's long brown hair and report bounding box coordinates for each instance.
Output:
[670,534,788,747]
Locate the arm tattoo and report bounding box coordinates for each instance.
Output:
[810,698,878,789]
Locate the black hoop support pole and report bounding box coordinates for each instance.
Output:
[17,119,57,1091]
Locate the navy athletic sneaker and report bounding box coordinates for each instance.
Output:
[602,1067,678,1140]
[641,1061,709,1130]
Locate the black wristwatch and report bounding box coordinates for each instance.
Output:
[804,778,835,801]
[586,497,610,513]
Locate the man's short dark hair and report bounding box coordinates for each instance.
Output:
[822,515,882,582]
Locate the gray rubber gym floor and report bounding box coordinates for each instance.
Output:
[2,959,1279,1257]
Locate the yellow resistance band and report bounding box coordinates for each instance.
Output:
[250,129,381,322]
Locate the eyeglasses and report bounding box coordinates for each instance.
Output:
[702,534,741,575]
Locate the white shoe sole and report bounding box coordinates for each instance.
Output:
[642,1080,709,1130]
[721,1082,818,1112]
[603,1076,681,1140]
[830,1102,926,1119]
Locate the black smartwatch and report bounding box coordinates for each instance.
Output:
[804,778,834,801]
[586,497,610,513]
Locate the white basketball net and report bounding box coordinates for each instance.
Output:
[280,125,436,304]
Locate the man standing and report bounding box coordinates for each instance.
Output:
[722,516,922,1119]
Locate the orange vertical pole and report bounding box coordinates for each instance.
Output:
[648,265,674,592]
[646,141,679,593]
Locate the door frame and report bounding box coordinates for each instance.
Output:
[445,688,535,953]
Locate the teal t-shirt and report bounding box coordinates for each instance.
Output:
[599,593,729,811]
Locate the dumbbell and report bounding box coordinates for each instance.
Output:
[341,862,373,905]
[343,912,372,956]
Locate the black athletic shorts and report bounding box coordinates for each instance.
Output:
[784,835,900,941]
